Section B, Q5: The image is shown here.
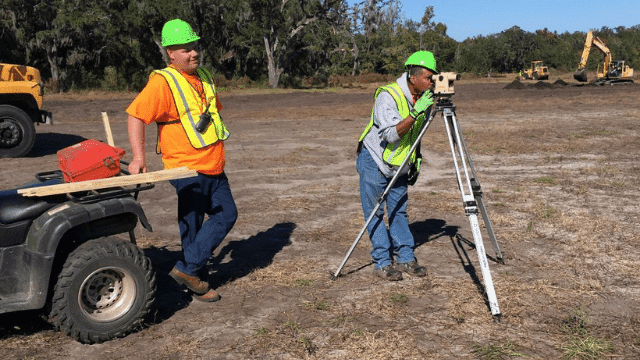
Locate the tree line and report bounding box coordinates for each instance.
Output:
[2,0,639,92]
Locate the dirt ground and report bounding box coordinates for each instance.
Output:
[1,76,640,359]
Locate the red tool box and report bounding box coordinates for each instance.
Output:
[57,139,126,183]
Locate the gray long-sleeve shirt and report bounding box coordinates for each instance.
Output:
[362,73,416,178]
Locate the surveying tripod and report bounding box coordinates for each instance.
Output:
[332,97,504,320]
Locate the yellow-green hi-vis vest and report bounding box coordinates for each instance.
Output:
[152,67,230,149]
[359,83,426,167]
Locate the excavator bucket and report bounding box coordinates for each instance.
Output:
[573,69,588,82]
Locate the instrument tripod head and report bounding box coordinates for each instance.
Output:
[434,97,456,110]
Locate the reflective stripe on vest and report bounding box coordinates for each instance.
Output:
[152,67,229,149]
[359,82,425,167]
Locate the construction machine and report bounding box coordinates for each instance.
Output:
[573,31,634,85]
[521,61,549,80]
[0,63,52,158]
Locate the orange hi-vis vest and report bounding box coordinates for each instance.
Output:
[151,67,229,149]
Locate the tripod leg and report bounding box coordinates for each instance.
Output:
[475,193,503,261]
[332,199,382,279]
[456,121,503,260]
[468,213,501,317]
[442,107,501,319]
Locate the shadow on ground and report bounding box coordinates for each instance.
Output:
[208,222,296,288]
[339,218,459,277]
[411,218,501,314]
[0,310,54,340]
[144,222,295,323]
[143,246,193,326]
[410,218,459,247]
[449,228,505,315]
[27,133,88,157]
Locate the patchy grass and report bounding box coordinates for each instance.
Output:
[471,340,528,359]
[533,176,556,185]
[560,307,615,359]
[304,298,331,311]
[562,335,614,360]
[390,293,408,304]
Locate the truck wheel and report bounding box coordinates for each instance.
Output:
[49,238,156,344]
[0,105,36,158]
[533,72,539,80]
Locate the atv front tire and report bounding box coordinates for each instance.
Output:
[49,238,156,344]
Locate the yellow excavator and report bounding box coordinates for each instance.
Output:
[573,30,634,85]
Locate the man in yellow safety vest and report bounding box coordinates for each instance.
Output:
[356,51,436,281]
[126,19,236,302]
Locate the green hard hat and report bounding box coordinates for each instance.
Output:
[161,19,200,47]
[405,51,438,74]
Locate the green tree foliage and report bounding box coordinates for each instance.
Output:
[1,0,639,90]
[244,0,344,88]
[348,0,403,74]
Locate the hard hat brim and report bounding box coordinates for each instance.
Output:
[164,38,200,48]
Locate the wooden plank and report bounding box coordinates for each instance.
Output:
[102,112,115,147]
[18,167,197,197]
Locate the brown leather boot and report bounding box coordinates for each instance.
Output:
[169,267,210,295]
[374,265,403,281]
[193,288,221,302]
[395,260,427,277]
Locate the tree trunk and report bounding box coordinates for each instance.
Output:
[351,36,359,76]
[154,40,169,66]
[264,35,283,88]
[46,53,60,93]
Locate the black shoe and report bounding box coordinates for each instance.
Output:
[374,265,403,281]
[396,260,427,277]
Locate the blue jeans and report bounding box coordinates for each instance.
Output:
[169,172,238,276]
[356,147,416,270]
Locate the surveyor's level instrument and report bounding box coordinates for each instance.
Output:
[333,98,503,320]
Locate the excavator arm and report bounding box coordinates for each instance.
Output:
[574,31,612,82]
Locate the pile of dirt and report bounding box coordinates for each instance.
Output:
[531,81,554,89]
[504,79,570,90]
[503,79,526,89]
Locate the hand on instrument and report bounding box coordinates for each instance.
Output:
[410,91,433,119]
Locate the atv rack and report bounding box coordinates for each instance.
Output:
[18,166,196,198]
[34,164,155,204]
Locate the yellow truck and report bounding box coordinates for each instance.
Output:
[521,61,549,80]
[0,63,52,157]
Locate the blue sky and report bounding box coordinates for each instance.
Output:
[347,0,640,42]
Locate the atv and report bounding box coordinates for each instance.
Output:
[0,166,157,344]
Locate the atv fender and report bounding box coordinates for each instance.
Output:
[12,197,152,312]
[26,196,152,256]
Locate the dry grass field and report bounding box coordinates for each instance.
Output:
[1,74,639,359]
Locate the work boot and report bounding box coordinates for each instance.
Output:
[374,265,403,281]
[395,260,427,277]
[169,267,210,295]
[193,288,221,302]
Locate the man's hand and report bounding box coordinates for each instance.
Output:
[410,91,434,119]
[128,158,147,175]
